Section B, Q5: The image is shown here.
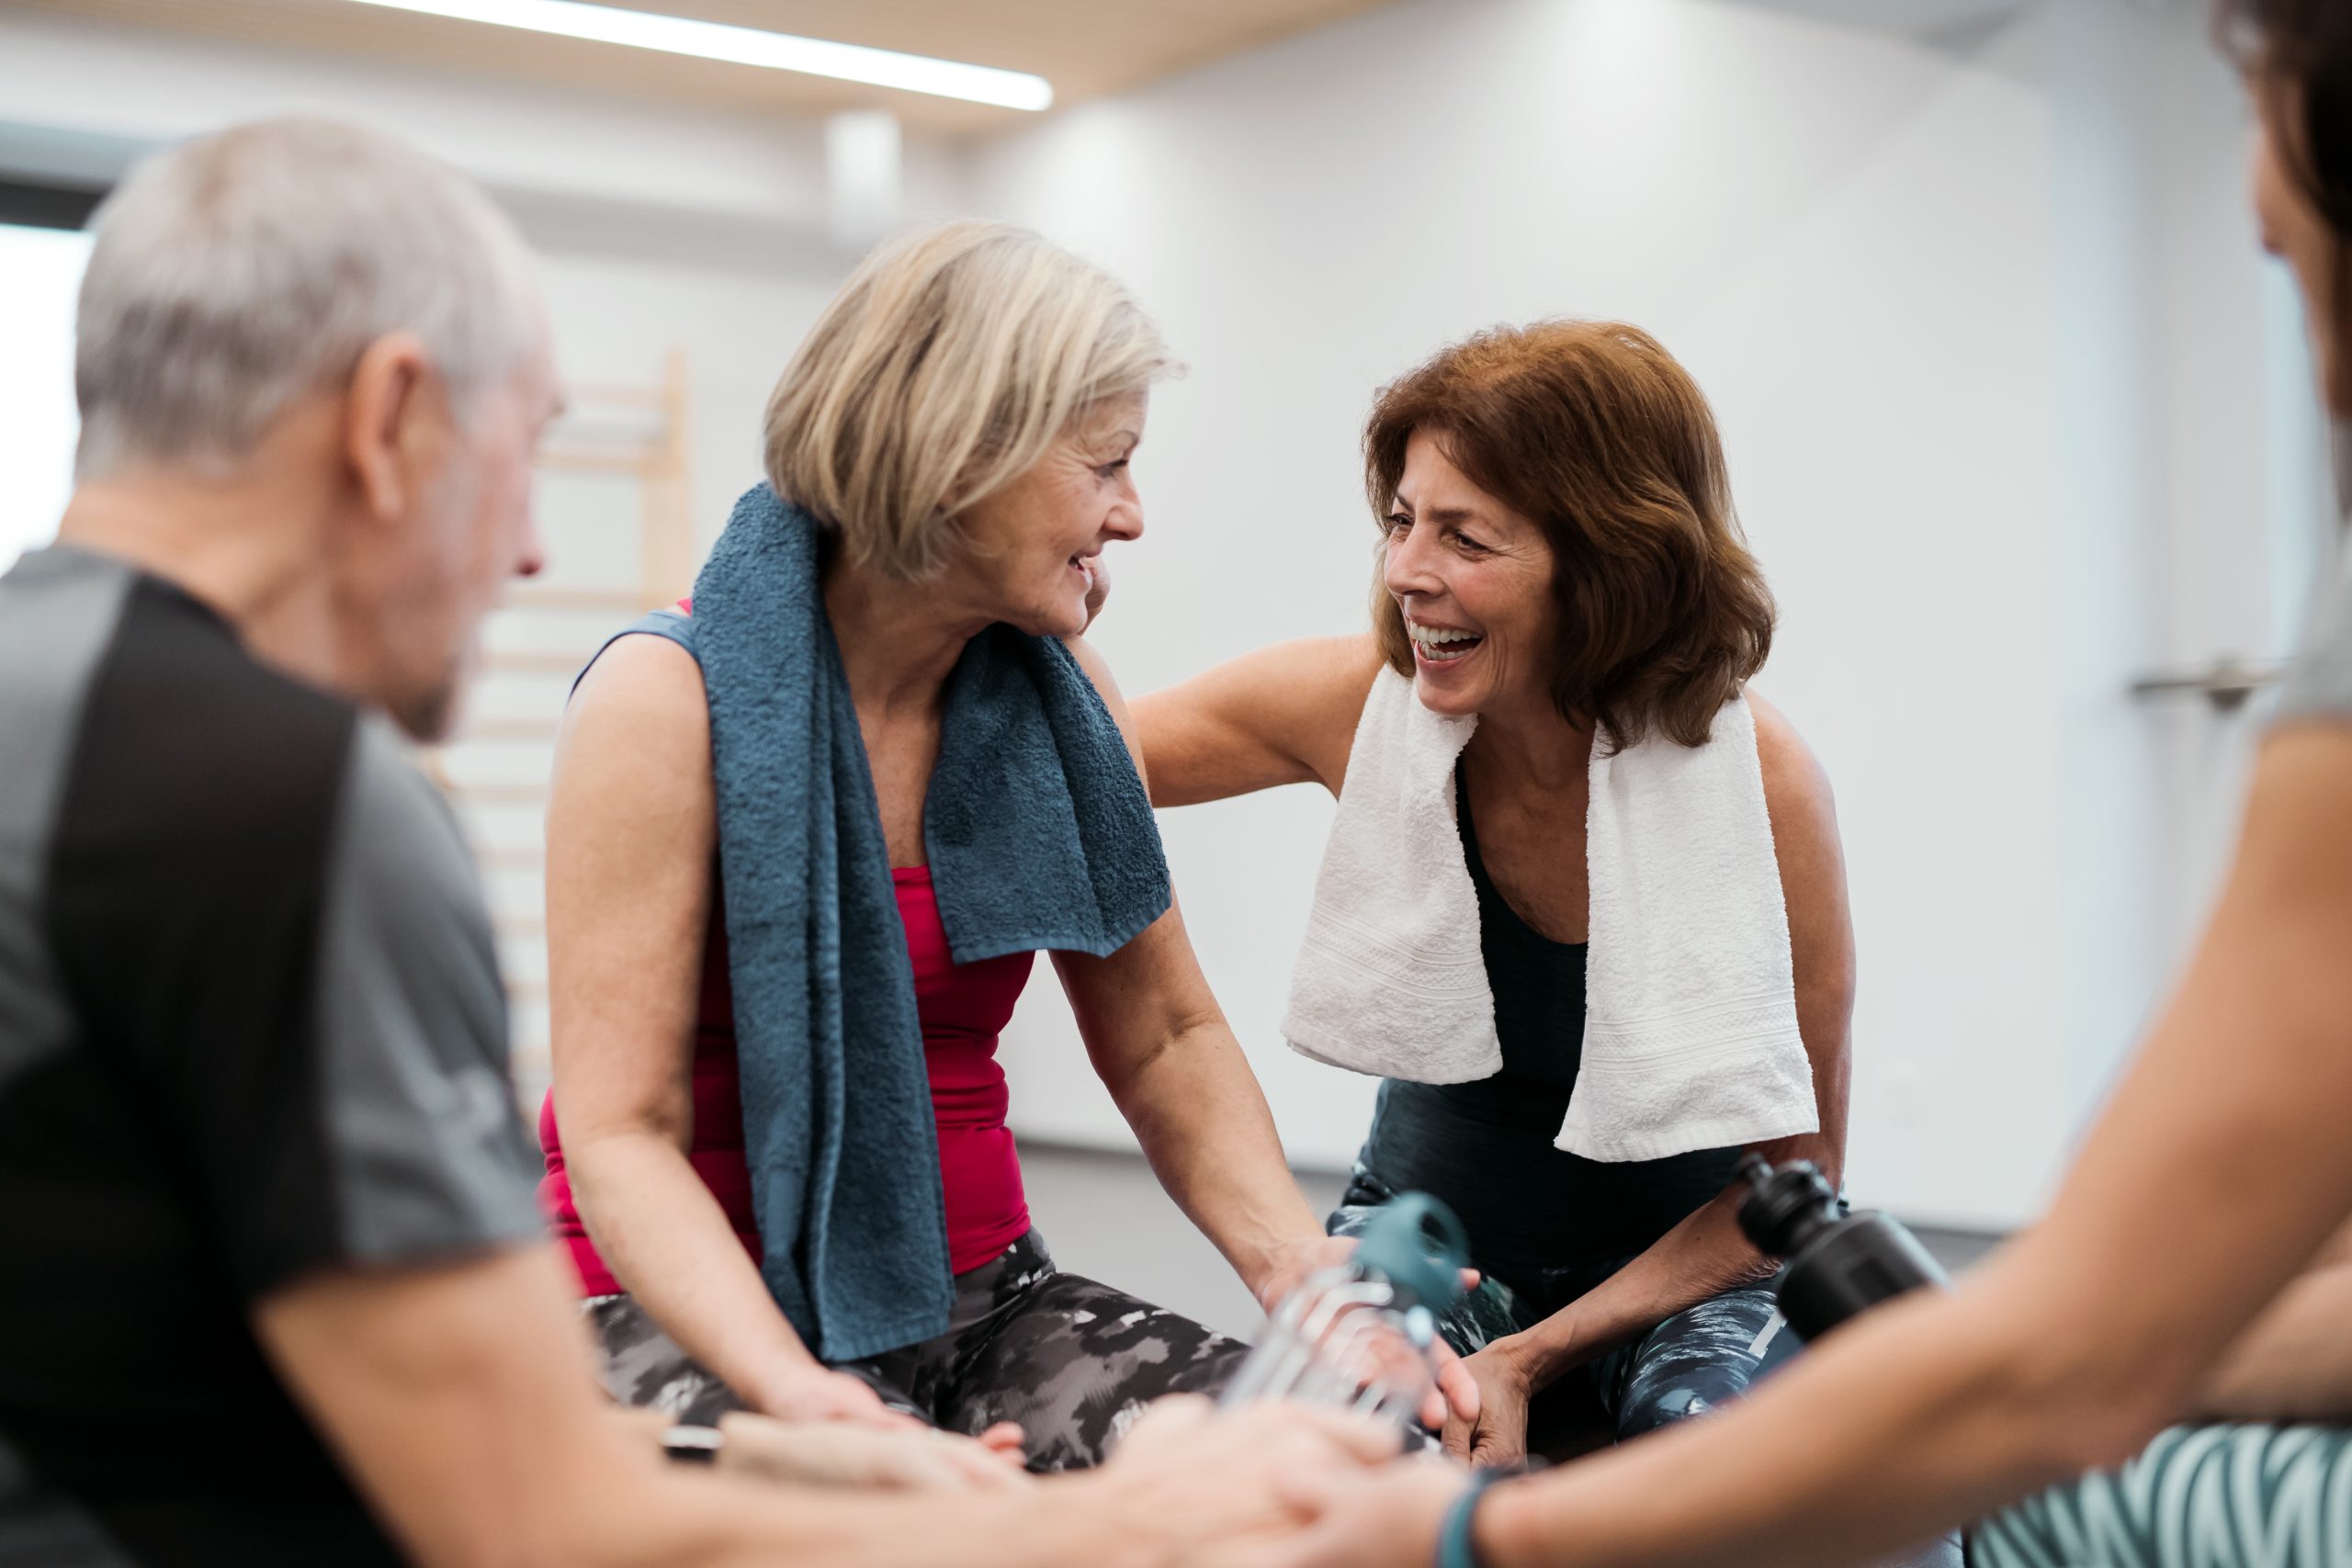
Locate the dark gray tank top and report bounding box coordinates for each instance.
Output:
[1356,766,1740,1292]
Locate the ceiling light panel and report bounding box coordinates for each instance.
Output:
[338,0,1055,110]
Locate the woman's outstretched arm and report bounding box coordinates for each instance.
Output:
[1132,635,1383,806]
[2192,1212,2352,1421]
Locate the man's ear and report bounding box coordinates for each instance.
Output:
[344,331,433,522]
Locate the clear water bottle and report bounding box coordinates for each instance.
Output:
[1221,1191,1472,1430]
[1736,1154,1948,1342]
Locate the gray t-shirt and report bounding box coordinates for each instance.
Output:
[0,546,541,1565]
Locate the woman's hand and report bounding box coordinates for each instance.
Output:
[1250,1234,1354,1314]
[1254,1235,1484,1430]
[712,1411,1031,1492]
[1442,1342,1533,1467]
[751,1363,927,1429]
[746,1365,1031,1470]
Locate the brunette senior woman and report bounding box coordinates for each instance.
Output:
[536,220,1452,1473]
[1137,321,1853,1465]
[1216,3,2352,1564]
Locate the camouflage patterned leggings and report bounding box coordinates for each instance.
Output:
[1328,1168,1798,1441]
[583,1229,1248,1472]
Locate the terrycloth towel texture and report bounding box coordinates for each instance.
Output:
[689,483,1170,1362]
[1571,688,1815,1160]
[1282,668,1496,1086]
[1283,669,1815,1163]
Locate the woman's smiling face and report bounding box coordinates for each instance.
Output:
[1381,427,1560,720]
[954,394,1148,638]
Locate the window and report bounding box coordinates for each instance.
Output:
[0,222,92,570]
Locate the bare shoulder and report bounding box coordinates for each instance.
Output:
[557,634,711,794]
[1062,633,1138,736]
[1287,634,1390,786]
[570,632,704,719]
[1746,689,1837,827]
[1062,633,1126,706]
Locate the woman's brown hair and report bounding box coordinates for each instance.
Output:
[1365,320,1775,750]
[2219,0,2352,357]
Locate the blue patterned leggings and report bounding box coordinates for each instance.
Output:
[1326,1171,1796,1441]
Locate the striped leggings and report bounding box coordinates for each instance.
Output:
[1973,1423,2352,1567]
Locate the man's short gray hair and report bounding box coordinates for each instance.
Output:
[74,117,544,479]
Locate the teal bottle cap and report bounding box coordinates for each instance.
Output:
[1351,1191,1471,1314]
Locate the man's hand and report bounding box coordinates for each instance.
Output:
[1442,1343,1532,1467]
[1253,1235,1484,1430]
[1077,1395,1405,1562]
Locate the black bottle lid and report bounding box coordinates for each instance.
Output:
[1736,1153,1841,1261]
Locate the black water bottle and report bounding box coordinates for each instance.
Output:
[1736,1154,1949,1342]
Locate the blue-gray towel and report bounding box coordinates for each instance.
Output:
[686,483,1170,1361]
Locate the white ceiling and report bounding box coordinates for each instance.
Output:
[6,0,1404,135]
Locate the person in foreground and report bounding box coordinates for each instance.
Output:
[1137,321,1852,1464]
[537,218,1473,1468]
[0,117,1395,1566]
[1229,3,2352,1564]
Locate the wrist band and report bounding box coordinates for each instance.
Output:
[661,1424,724,1465]
[1436,1468,1506,1568]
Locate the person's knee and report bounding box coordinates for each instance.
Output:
[1611,1288,1783,1440]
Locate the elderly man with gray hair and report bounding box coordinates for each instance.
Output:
[0,116,1391,1567]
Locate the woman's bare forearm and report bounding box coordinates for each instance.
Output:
[568,1131,819,1408]
[2195,1264,2352,1421]
[1106,1020,1324,1300]
[1458,732,2352,1567]
[1499,1112,1844,1389]
[1476,1269,2106,1568]
[1504,1191,1776,1388]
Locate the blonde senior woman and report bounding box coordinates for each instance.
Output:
[537,220,1467,1473]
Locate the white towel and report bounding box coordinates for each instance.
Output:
[1282,669,1815,1163]
[1281,668,1497,1086]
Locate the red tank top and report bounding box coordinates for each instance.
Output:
[537,867,1037,1295]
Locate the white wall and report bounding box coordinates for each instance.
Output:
[2,0,2305,1232]
[0,9,861,607]
[0,17,854,1104]
[0,9,867,561]
[972,0,2287,1229]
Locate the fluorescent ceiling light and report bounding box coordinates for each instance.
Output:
[338,0,1055,110]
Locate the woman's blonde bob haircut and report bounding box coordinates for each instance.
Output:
[765,220,1177,581]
